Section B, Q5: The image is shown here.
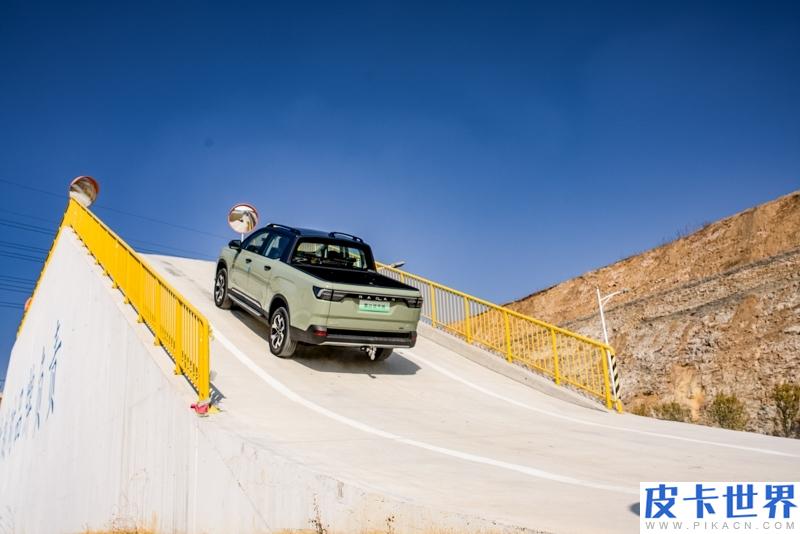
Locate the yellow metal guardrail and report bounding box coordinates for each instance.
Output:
[377,262,622,411]
[19,199,210,401]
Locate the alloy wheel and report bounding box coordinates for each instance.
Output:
[271,313,285,349]
[214,272,225,304]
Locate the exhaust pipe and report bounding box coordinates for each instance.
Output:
[361,346,378,360]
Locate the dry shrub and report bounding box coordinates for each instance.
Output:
[706,393,748,430]
[652,401,691,423]
[772,383,800,438]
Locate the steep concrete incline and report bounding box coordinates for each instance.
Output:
[145,253,800,533]
[1,229,799,534]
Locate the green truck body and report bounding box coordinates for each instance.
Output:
[214,224,422,360]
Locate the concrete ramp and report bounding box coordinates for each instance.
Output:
[1,230,799,534]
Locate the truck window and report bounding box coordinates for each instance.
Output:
[261,233,290,260]
[292,240,370,270]
[242,229,270,253]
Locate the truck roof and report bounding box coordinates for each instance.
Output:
[265,223,364,243]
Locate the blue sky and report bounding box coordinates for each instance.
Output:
[1,1,798,380]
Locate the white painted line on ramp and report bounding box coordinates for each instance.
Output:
[212,327,638,495]
[401,350,798,458]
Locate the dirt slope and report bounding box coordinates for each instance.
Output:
[506,191,800,434]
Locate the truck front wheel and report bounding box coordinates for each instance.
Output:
[214,268,233,309]
[269,306,297,358]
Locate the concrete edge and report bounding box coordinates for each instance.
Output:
[417,322,607,412]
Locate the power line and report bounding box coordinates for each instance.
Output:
[93,204,229,239]
[0,277,34,285]
[0,178,65,200]
[0,274,36,284]
[0,219,55,236]
[127,238,215,259]
[135,247,215,260]
[1,179,225,261]
[0,240,50,253]
[0,219,213,259]
[0,278,34,289]
[0,219,55,232]
[0,287,30,294]
[0,288,31,295]
[0,207,60,225]
[0,177,229,239]
[0,251,44,263]
[1,177,230,258]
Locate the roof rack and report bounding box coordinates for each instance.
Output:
[329,231,363,243]
[266,223,301,235]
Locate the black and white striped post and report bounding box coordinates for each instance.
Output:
[596,287,626,411]
[608,351,621,405]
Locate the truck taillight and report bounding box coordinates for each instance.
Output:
[311,326,328,337]
[313,286,346,301]
[405,296,423,308]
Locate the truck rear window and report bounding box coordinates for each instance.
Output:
[291,241,370,270]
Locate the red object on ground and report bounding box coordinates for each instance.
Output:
[190,402,209,415]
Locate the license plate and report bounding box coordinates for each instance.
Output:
[358,300,391,314]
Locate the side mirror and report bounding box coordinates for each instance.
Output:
[228,239,242,250]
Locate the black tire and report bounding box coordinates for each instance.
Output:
[269,306,297,358]
[373,348,393,361]
[213,268,232,309]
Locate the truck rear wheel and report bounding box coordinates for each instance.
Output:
[269,306,297,358]
[373,348,393,361]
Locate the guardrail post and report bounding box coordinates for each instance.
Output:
[153,282,161,346]
[137,260,144,322]
[430,285,437,327]
[94,220,101,265]
[600,347,613,410]
[198,320,210,402]
[550,329,561,385]
[123,250,130,304]
[111,242,119,289]
[503,311,512,362]
[463,297,472,343]
[95,219,100,256]
[136,263,144,322]
[174,299,183,375]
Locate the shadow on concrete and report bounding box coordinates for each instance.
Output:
[629,502,640,516]
[230,307,421,376]
[292,346,421,376]
[209,381,226,406]
[231,308,271,341]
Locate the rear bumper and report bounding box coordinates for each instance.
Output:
[292,326,417,348]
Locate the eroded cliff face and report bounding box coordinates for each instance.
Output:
[507,191,800,434]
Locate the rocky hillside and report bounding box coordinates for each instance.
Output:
[506,191,800,435]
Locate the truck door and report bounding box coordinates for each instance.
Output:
[231,229,270,298]
[247,232,291,309]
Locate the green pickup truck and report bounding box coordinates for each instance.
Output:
[214,223,422,360]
